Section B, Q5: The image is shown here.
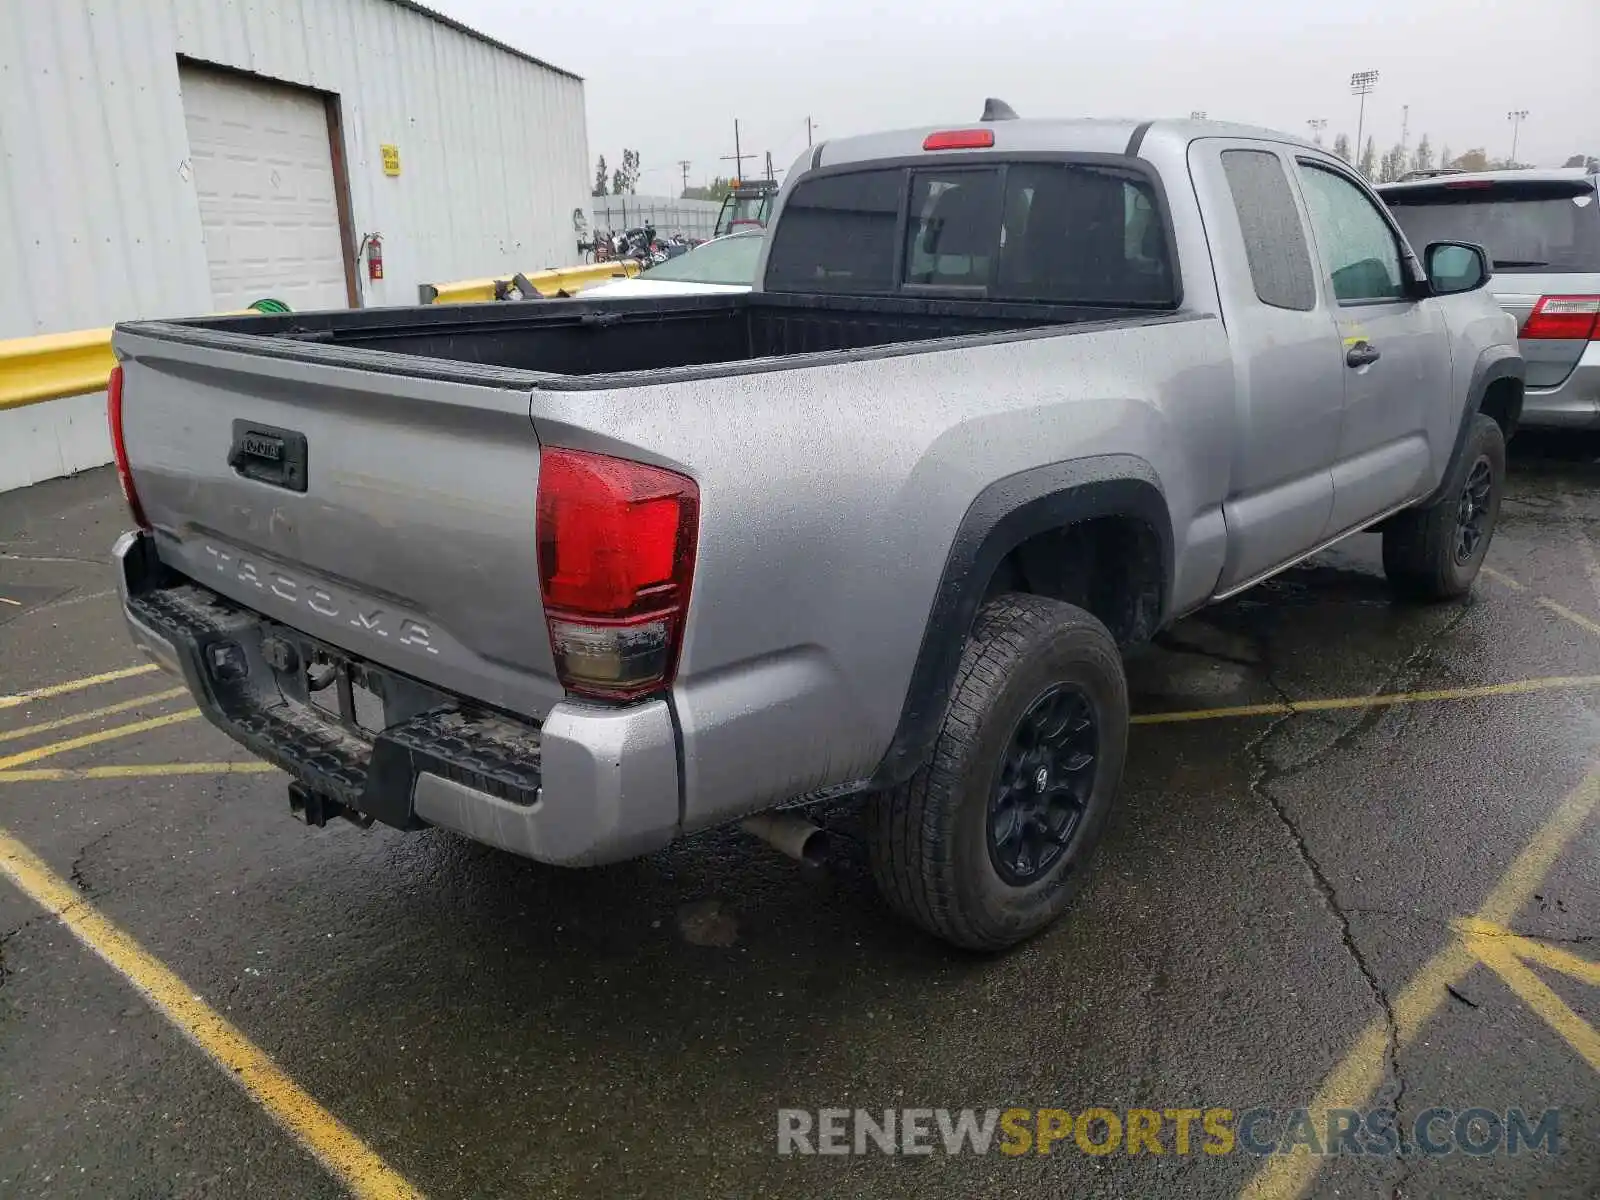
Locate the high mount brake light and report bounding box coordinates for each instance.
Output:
[923,129,995,151]
[106,365,150,530]
[1520,295,1600,341]
[535,448,699,701]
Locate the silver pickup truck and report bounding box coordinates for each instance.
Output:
[110,111,1522,950]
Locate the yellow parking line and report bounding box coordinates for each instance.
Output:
[1238,766,1600,1200]
[1134,674,1600,725]
[1536,596,1600,639]
[0,711,198,772]
[1455,919,1600,987]
[1134,700,1294,723]
[0,663,160,710]
[1461,930,1600,1072]
[0,830,425,1199]
[0,688,189,743]
[1482,564,1600,637]
[0,761,276,784]
[1481,565,1526,591]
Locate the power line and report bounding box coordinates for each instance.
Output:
[719,118,754,182]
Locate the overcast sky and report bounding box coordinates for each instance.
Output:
[434,0,1597,191]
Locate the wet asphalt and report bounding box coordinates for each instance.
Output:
[1,448,1596,1199]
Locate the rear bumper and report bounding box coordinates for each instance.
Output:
[1520,344,1600,429]
[113,531,680,866]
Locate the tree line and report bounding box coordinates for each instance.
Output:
[592,150,641,196]
[593,153,740,202]
[1323,132,1597,182]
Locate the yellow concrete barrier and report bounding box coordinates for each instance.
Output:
[1,300,292,413]
[419,259,642,304]
[0,326,117,411]
[1,265,632,412]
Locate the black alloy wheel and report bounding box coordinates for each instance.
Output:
[987,684,1099,885]
[1454,456,1494,564]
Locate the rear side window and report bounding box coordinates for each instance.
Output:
[1221,149,1317,310]
[1383,183,1600,273]
[765,161,1177,307]
[763,170,901,294]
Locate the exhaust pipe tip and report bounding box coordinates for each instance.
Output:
[740,811,829,868]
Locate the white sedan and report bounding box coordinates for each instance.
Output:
[582,229,764,297]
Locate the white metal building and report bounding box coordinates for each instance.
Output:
[0,0,589,492]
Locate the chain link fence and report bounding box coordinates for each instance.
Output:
[590,195,722,241]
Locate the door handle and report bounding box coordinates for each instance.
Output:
[1345,340,1381,368]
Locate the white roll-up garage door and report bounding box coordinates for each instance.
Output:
[179,64,350,313]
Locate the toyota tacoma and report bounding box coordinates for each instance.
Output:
[109,109,1522,949]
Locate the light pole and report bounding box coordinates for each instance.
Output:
[1307,118,1327,146]
[1507,110,1529,165]
[1350,70,1379,173]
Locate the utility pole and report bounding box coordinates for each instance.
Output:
[1307,118,1327,145]
[806,116,814,148]
[1507,109,1529,165]
[1350,69,1379,173]
[719,118,754,183]
[677,160,691,196]
[764,150,774,182]
[1399,104,1409,154]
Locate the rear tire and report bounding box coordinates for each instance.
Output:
[1382,414,1506,601]
[866,594,1128,951]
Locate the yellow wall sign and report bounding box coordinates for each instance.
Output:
[381,144,401,177]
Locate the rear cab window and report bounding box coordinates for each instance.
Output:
[764,159,1179,307]
[1382,178,1600,274]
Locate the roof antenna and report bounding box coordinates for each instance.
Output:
[981,98,1019,122]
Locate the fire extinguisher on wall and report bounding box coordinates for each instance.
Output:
[363,233,384,281]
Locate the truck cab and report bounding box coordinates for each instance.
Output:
[713,178,778,237]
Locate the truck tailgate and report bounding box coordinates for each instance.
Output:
[113,325,564,719]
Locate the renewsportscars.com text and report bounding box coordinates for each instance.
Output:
[776,1106,1563,1157]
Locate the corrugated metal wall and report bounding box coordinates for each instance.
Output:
[0,0,589,492]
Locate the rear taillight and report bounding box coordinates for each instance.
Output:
[535,448,699,701]
[106,365,150,529]
[1520,295,1600,340]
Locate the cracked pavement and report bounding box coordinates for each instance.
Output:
[2,458,1598,1199]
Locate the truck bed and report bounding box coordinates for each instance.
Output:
[148,292,1175,386]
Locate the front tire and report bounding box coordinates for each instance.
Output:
[867,594,1128,951]
[1382,413,1506,601]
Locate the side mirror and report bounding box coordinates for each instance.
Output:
[1425,241,1491,295]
